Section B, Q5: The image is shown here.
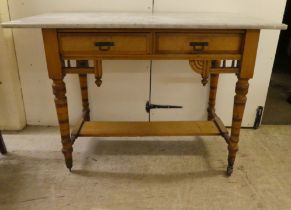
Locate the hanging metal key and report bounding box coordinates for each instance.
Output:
[145,101,183,113]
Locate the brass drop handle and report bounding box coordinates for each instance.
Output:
[94,42,114,51]
[189,41,208,52]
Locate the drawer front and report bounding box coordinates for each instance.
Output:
[155,32,243,54]
[59,33,151,55]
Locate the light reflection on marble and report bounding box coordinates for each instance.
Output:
[1,12,287,30]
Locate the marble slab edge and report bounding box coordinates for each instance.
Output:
[1,23,288,30]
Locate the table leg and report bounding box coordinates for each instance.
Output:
[227,76,249,176]
[52,79,73,171]
[77,60,90,121]
[79,74,90,120]
[207,74,219,120]
[0,131,7,154]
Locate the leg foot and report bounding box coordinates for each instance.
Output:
[226,161,233,176]
[0,132,7,155]
[226,166,233,176]
[64,155,73,171]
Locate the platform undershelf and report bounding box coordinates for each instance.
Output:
[78,121,221,137]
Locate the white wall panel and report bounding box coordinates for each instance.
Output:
[0,0,26,130]
[151,0,286,126]
[150,61,209,121]
[8,0,152,125]
[8,0,153,18]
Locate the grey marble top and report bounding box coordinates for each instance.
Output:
[1,12,287,30]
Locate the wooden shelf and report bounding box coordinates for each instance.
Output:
[78,121,221,137]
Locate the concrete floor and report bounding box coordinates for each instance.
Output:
[0,125,291,210]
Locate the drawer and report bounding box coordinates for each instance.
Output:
[155,32,243,54]
[59,32,151,56]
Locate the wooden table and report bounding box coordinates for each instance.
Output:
[2,12,286,175]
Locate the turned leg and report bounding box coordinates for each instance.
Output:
[79,74,90,120]
[227,77,249,176]
[207,73,219,120]
[207,61,220,120]
[76,60,90,121]
[0,131,7,154]
[52,79,73,171]
[94,60,103,87]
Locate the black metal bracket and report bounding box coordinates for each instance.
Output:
[145,101,183,113]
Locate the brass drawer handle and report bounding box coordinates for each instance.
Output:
[94,42,115,51]
[189,41,208,52]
